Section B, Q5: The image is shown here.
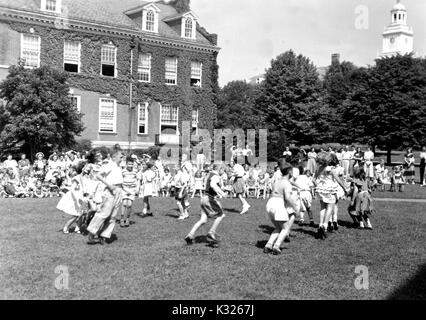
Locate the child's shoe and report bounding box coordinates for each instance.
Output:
[366,220,373,230]
[124,219,130,228]
[120,219,125,228]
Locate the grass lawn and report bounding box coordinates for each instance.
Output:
[0,196,425,300]
[373,184,426,200]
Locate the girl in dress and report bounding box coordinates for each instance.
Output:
[391,165,405,192]
[314,152,347,240]
[33,152,47,180]
[141,162,157,216]
[264,159,299,255]
[404,148,415,185]
[192,170,204,198]
[160,168,173,197]
[307,148,317,176]
[347,168,375,229]
[56,161,88,234]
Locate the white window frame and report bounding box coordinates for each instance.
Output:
[100,44,117,78]
[165,57,178,86]
[142,5,159,33]
[190,61,202,87]
[138,53,151,83]
[98,98,117,134]
[191,108,199,135]
[137,102,149,135]
[160,104,179,135]
[70,95,81,113]
[63,40,81,73]
[181,15,197,39]
[41,0,62,14]
[20,34,41,68]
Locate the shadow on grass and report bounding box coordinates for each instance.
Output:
[255,240,268,249]
[337,220,358,229]
[259,225,274,235]
[387,264,426,300]
[194,235,208,244]
[224,208,241,213]
[293,227,318,238]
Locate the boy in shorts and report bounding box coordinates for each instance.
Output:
[120,156,140,227]
[185,164,227,246]
[175,166,191,220]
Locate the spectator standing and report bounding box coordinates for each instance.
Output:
[307,148,317,175]
[420,147,426,186]
[18,154,30,178]
[404,148,415,185]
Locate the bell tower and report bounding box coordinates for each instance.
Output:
[381,0,414,57]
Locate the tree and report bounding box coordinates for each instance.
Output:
[216,80,264,130]
[257,50,322,159]
[322,60,358,142]
[0,64,84,160]
[342,54,426,163]
[169,0,191,13]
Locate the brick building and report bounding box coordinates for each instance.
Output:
[0,0,219,150]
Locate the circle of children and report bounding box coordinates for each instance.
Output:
[0,145,424,250]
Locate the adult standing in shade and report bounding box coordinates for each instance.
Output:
[307,148,317,175]
[420,147,426,186]
[341,146,351,178]
[404,148,415,185]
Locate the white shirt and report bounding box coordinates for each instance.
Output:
[233,164,245,178]
[295,175,314,191]
[4,159,18,169]
[283,151,292,157]
[364,151,374,161]
[100,160,123,186]
[420,152,426,160]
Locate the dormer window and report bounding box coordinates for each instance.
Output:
[142,4,160,33]
[184,18,193,38]
[41,0,61,14]
[146,10,155,32]
[180,13,197,39]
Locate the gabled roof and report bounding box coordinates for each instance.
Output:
[163,10,199,22]
[124,2,161,15]
[0,0,215,46]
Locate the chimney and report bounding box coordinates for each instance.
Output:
[331,53,340,65]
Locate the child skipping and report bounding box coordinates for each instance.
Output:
[120,156,140,227]
[264,159,299,255]
[185,164,227,247]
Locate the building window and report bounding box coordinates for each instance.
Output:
[191,108,198,135]
[70,95,81,113]
[21,34,41,68]
[137,102,148,134]
[101,44,116,77]
[160,104,178,134]
[138,53,151,82]
[146,10,155,32]
[99,98,117,133]
[190,62,202,87]
[184,18,193,38]
[64,41,80,73]
[41,0,61,13]
[165,57,178,85]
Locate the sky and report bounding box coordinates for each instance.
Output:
[191,0,426,87]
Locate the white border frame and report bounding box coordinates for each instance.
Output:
[98,97,117,134]
[20,33,41,68]
[137,53,151,83]
[63,40,81,73]
[159,103,179,135]
[137,102,149,135]
[100,44,117,78]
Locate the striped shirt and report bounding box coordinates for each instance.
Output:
[122,169,138,189]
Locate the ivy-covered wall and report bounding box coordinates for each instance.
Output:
[5,20,219,141]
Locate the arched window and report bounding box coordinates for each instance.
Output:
[394,13,397,22]
[184,18,193,38]
[146,10,155,31]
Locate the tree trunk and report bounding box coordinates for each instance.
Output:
[387,148,392,166]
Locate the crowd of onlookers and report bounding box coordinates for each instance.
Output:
[1,145,425,199]
[283,145,426,191]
